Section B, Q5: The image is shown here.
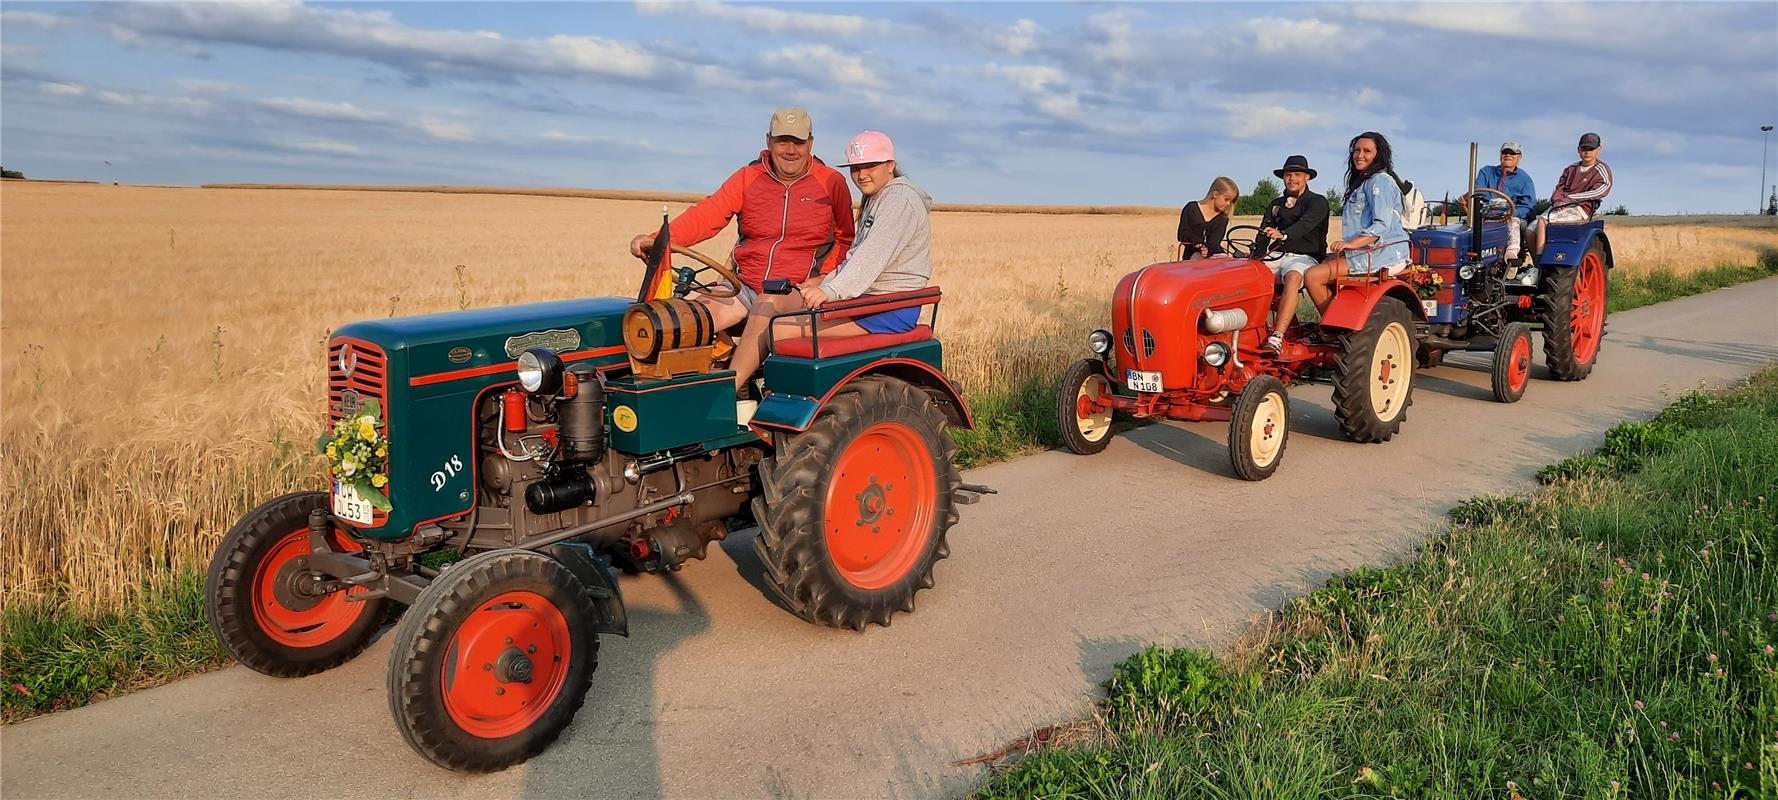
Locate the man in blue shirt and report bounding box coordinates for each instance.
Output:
[1470,141,1536,262]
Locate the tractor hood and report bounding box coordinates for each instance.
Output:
[1110,257,1274,387]
[335,297,632,385]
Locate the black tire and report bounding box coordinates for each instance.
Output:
[1331,296,1415,443]
[1491,322,1533,404]
[1057,358,1114,455]
[1541,240,1609,381]
[1228,375,1289,481]
[388,549,597,772]
[205,491,387,677]
[752,376,960,631]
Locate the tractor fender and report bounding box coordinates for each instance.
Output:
[752,357,975,433]
[1537,223,1613,270]
[1319,280,1428,332]
[545,542,628,637]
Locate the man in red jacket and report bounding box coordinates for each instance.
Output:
[629,107,856,339]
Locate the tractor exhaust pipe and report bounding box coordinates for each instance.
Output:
[1468,142,1482,262]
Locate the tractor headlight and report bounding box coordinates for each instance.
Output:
[1088,329,1113,356]
[1203,341,1231,367]
[516,347,564,395]
[1458,263,1476,280]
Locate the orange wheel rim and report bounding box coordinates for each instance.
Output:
[1571,252,1606,363]
[441,591,573,739]
[823,422,937,590]
[251,528,371,648]
[1508,334,1531,393]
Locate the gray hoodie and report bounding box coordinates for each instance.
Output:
[818,176,933,301]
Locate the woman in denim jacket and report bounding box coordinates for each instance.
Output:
[1297,132,1411,323]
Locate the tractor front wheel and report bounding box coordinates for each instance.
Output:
[1331,296,1416,443]
[1541,242,1609,380]
[753,376,960,631]
[388,549,597,772]
[1228,375,1290,481]
[1491,322,1533,403]
[205,491,387,677]
[1057,358,1114,455]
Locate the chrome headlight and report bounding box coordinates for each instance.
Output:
[1203,341,1231,367]
[516,347,564,394]
[1088,329,1113,356]
[1458,263,1476,280]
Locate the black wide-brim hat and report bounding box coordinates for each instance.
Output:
[1273,154,1317,180]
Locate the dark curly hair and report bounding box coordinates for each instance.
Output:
[1344,131,1405,203]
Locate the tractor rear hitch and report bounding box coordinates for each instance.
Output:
[953,483,997,505]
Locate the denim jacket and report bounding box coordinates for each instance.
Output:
[1344,172,1410,268]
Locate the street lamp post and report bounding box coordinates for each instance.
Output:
[1762,125,1774,215]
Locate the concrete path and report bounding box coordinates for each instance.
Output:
[5,277,1776,800]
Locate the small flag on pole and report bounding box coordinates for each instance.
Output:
[637,206,672,301]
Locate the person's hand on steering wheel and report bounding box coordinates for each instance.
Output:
[629,233,655,259]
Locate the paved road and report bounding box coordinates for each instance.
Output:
[6,278,1776,800]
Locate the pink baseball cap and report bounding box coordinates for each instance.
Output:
[837,130,895,167]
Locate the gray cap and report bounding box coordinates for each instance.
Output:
[1578,132,1601,149]
[1500,141,1522,154]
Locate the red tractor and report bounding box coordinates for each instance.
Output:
[1056,235,1422,480]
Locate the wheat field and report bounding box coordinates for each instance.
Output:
[3,182,1775,613]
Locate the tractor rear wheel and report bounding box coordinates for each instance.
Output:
[388,549,597,772]
[1057,358,1114,455]
[753,376,960,631]
[1331,296,1416,443]
[1228,375,1289,481]
[205,491,387,677]
[1491,322,1533,403]
[1541,241,1608,380]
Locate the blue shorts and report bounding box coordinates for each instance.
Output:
[854,306,919,334]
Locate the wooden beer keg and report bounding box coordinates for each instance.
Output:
[623,298,715,363]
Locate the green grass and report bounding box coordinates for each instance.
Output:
[2,570,226,721]
[976,368,1778,799]
[1610,249,1778,313]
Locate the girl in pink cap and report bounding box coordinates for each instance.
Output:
[785,130,934,339]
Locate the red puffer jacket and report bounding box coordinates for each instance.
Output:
[664,153,855,292]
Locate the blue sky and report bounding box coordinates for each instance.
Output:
[3,1,1775,213]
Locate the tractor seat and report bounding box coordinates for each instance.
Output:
[776,325,933,358]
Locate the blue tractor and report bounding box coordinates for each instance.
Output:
[1406,144,1612,402]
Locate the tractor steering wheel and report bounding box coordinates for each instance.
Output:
[1222,225,1263,258]
[1463,186,1517,222]
[667,244,742,299]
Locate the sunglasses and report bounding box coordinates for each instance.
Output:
[1500,151,1521,156]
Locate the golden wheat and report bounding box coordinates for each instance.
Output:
[3,183,1773,612]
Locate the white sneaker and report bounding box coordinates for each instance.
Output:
[735,399,758,426]
[1263,332,1284,352]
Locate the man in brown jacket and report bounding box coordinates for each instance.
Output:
[1532,132,1613,257]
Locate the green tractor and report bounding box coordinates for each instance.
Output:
[204,229,986,771]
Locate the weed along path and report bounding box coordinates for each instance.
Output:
[5,277,1777,800]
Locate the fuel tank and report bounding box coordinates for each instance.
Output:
[1109,257,1274,390]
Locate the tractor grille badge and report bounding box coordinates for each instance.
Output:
[504,328,581,359]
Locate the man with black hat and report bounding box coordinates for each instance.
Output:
[1254,155,1330,351]
[1531,132,1612,258]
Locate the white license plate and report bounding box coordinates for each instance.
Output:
[332,480,375,526]
[1125,369,1164,393]
[1421,299,1439,317]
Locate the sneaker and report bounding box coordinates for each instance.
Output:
[1262,332,1284,352]
[736,399,759,427]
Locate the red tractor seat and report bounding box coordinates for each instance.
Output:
[776,325,932,358]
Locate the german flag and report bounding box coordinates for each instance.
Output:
[636,208,674,301]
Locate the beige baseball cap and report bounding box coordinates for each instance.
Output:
[768,107,812,140]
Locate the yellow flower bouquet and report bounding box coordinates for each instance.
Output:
[316,399,393,511]
[1400,264,1444,300]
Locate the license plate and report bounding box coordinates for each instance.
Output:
[1125,369,1163,393]
[332,480,375,526]
[1421,299,1439,317]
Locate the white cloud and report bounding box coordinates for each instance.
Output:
[1228,105,1331,140]
[96,90,137,106]
[174,78,241,94]
[293,139,363,156]
[761,44,882,89]
[635,0,889,37]
[540,130,591,143]
[990,19,1041,56]
[1,10,66,29]
[541,35,656,78]
[261,97,390,123]
[1250,17,1342,53]
[41,82,87,97]
[416,119,475,142]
